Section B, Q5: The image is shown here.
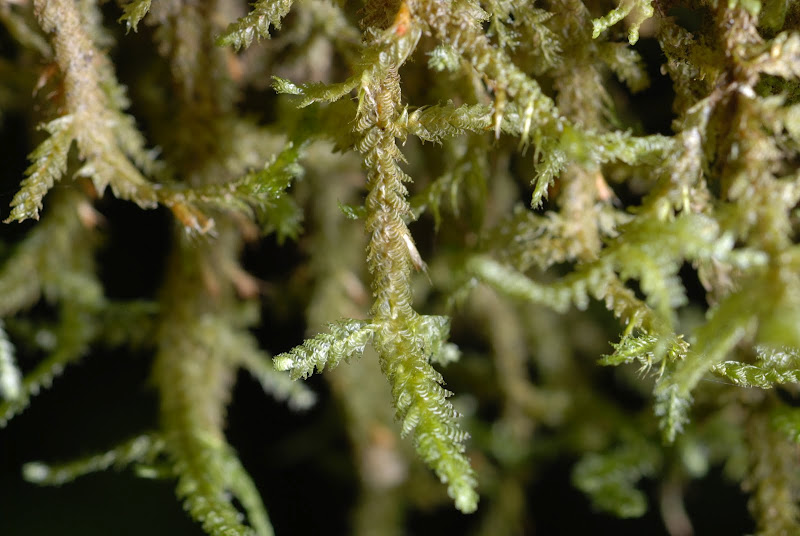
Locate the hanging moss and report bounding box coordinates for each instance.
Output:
[3,0,800,534]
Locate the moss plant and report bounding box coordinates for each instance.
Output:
[3,0,800,534]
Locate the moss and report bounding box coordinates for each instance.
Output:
[3,0,800,534]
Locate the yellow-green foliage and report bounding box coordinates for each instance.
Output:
[217,0,295,50]
[5,0,800,534]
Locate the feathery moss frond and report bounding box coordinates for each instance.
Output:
[266,1,479,512]
[656,280,762,442]
[31,0,160,212]
[171,139,307,234]
[0,192,102,428]
[216,0,295,50]
[577,130,674,166]
[405,103,492,144]
[273,319,374,380]
[653,380,693,444]
[602,333,689,372]
[172,437,262,536]
[414,0,557,131]
[472,214,766,327]
[377,324,478,512]
[23,433,165,485]
[7,0,800,532]
[531,140,567,207]
[152,214,278,536]
[6,117,73,223]
[156,297,266,536]
[529,127,671,207]
[272,75,361,108]
[712,346,800,388]
[348,4,478,513]
[471,210,772,444]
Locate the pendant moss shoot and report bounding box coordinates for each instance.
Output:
[2,0,800,535]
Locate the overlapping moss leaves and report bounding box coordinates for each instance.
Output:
[3,0,800,534]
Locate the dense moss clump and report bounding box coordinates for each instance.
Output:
[3,0,800,534]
